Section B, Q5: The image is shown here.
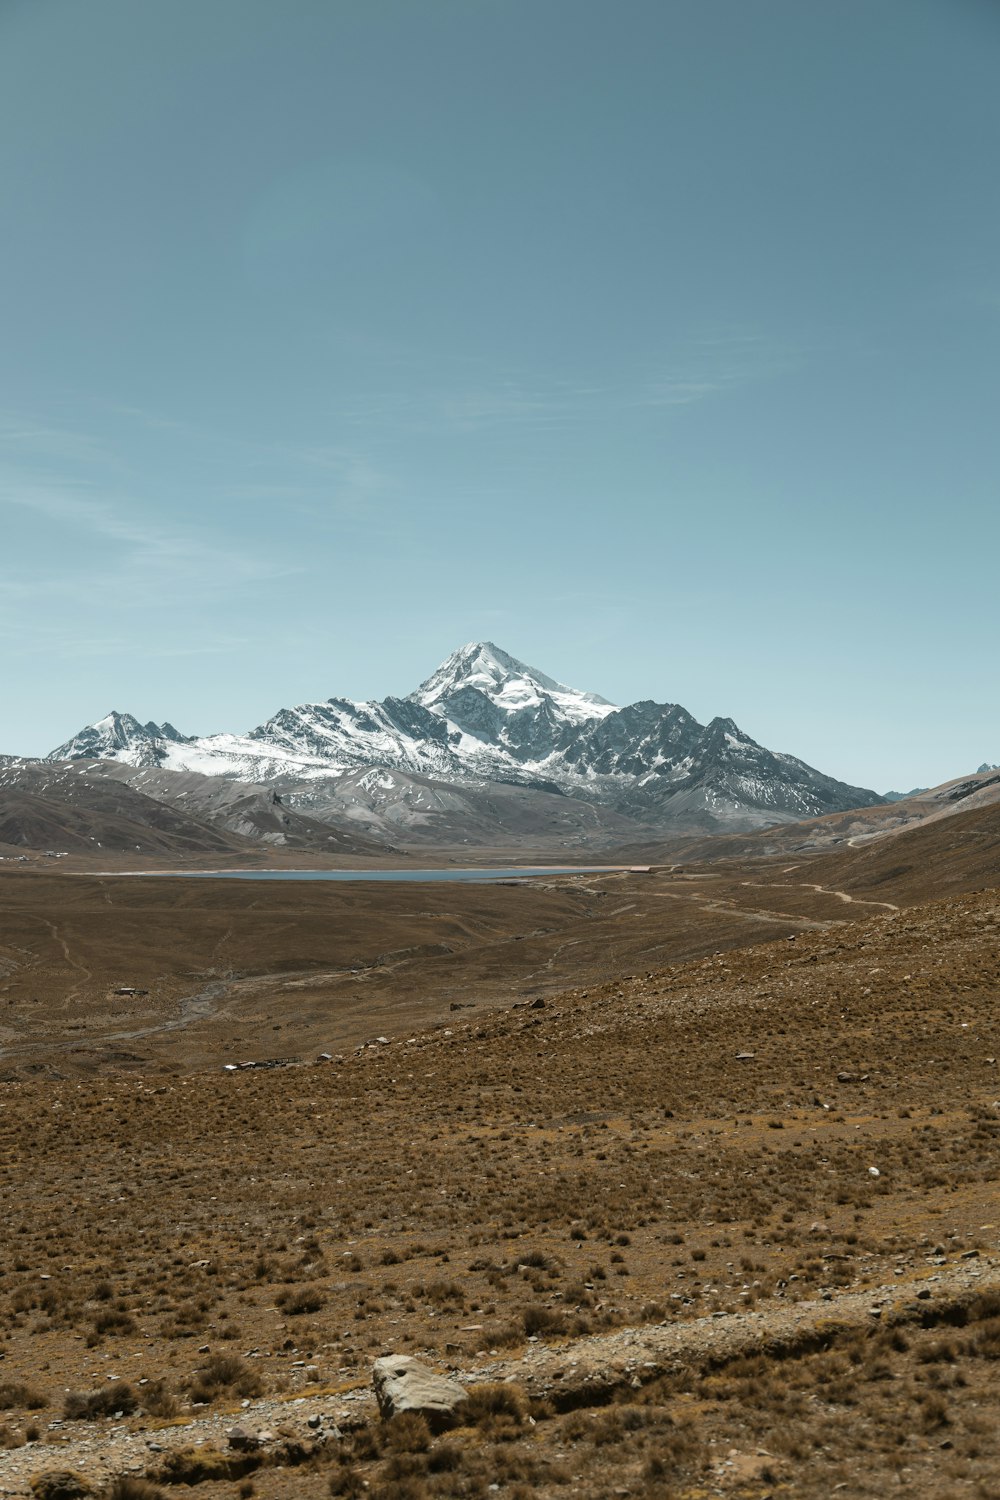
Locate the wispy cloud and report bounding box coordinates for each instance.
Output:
[0,417,110,465]
[639,331,801,408]
[1,474,291,588]
[307,331,801,435]
[81,399,398,524]
[0,412,302,646]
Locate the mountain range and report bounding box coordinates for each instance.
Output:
[46,641,881,838]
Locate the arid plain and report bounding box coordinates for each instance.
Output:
[0,801,998,1498]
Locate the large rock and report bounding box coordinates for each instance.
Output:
[372,1355,467,1430]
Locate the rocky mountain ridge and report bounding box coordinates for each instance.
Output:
[47,641,882,833]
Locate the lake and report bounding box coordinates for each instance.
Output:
[141,866,623,883]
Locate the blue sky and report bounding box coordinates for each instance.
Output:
[1,0,997,789]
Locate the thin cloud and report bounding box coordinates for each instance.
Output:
[0,473,298,661]
[2,477,289,585]
[320,334,801,435]
[640,332,801,408]
[82,400,398,523]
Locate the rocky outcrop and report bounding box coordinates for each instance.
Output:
[372,1354,467,1430]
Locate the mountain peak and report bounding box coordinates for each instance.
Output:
[48,712,189,768]
[411,641,616,717]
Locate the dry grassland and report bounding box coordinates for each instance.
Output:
[0,849,997,1497]
[0,865,863,1077]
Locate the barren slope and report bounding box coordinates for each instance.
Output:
[0,883,998,1497]
[0,801,998,1498]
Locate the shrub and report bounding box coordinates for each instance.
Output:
[459,1382,527,1426]
[140,1381,179,1419]
[328,1466,365,1498]
[30,1474,91,1500]
[522,1305,566,1337]
[427,1445,462,1474]
[91,1310,136,1338]
[64,1383,139,1421]
[920,1393,950,1431]
[384,1413,431,1454]
[423,1279,464,1306]
[275,1285,326,1316]
[185,1353,262,1404]
[103,1481,167,1500]
[381,1453,429,1482]
[969,1319,1000,1359]
[0,1382,47,1411]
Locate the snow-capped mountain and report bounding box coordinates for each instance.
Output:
[413,641,615,761]
[49,711,190,768]
[47,642,882,831]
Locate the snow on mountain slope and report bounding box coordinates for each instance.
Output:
[48,711,191,769]
[408,641,616,767]
[415,640,614,724]
[46,642,883,832]
[246,695,455,775]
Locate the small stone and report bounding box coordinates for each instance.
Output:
[227,1426,259,1452]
